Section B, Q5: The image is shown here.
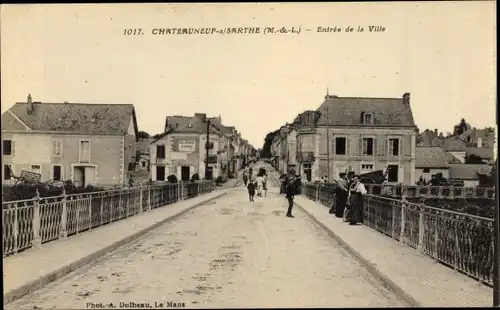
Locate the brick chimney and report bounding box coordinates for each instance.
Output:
[403,93,410,105]
[27,94,33,114]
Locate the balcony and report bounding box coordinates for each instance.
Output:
[296,151,315,162]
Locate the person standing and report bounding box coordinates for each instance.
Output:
[247,178,256,202]
[256,175,264,197]
[285,179,295,218]
[347,175,367,225]
[333,173,348,218]
[263,174,268,197]
[243,171,248,187]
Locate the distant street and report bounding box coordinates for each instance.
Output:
[6,181,405,309]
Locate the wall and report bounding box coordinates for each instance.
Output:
[2,132,123,186]
[124,116,137,175]
[415,168,449,183]
[300,126,416,184]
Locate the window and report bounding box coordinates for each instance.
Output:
[361,164,374,174]
[3,164,12,180]
[3,140,12,156]
[52,140,63,157]
[79,140,90,163]
[360,112,374,124]
[362,138,374,155]
[52,165,62,181]
[142,161,146,168]
[387,165,399,182]
[389,138,400,156]
[335,137,346,155]
[423,168,430,173]
[157,145,166,159]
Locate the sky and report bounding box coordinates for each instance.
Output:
[1,2,496,148]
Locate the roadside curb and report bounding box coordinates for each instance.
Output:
[292,200,421,308]
[4,191,227,305]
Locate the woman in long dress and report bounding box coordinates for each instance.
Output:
[346,175,367,225]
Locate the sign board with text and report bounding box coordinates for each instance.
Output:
[178,140,196,152]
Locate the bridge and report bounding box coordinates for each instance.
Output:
[2,163,498,308]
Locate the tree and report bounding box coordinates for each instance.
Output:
[260,129,280,158]
[137,131,150,139]
[453,118,471,136]
[464,154,485,164]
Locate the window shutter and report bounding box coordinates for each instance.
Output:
[59,141,64,156]
[399,138,404,157]
[358,137,363,155]
[11,141,15,156]
[377,138,384,155]
[346,137,351,155]
[373,138,378,155]
[332,137,336,155]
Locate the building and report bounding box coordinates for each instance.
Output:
[448,164,492,187]
[1,95,138,187]
[415,146,450,183]
[286,125,298,175]
[465,147,495,165]
[149,113,255,182]
[293,93,418,184]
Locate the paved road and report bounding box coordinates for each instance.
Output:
[6,182,406,309]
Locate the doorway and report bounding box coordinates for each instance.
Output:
[387,165,399,183]
[181,166,190,182]
[156,165,165,181]
[73,166,96,187]
[304,164,312,182]
[206,166,213,180]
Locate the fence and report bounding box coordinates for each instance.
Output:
[365,184,495,200]
[2,181,213,257]
[302,182,496,286]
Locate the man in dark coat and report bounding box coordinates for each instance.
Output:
[285,180,295,218]
[347,175,367,225]
[332,173,348,217]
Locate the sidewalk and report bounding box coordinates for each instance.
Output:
[292,195,493,307]
[3,191,226,305]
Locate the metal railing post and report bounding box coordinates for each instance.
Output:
[139,187,143,213]
[32,190,42,248]
[100,193,105,226]
[399,198,406,243]
[148,187,152,211]
[59,188,68,239]
[417,206,424,253]
[88,194,93,230]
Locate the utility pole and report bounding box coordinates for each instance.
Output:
[205,119,211,180]
[326,106,330,182]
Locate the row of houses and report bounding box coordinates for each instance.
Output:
[414,128,495,186]
[268,92,495,186]
[1,95,255,187]
[145,113,255,182]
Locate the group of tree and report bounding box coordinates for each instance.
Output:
[260,129,280,158]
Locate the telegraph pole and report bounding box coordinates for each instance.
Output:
[205,119,210,180]
[326,106,330,182]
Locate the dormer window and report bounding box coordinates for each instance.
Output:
[361,112,374,124]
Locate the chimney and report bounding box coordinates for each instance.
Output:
[27,94,33,114]
[434,129,438,135]
[194,113,207,122]
[403,93,410,105]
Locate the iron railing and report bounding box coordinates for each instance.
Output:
[2,181,213,257]
[302,182,496,285]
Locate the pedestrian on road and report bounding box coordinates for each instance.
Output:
[333,173,348,217]
[256,175,264,197]
[346,175,367,225]
[263,174,268,197]
[247,178,256,202]
[285,179,295,218]
[243,172,248,187]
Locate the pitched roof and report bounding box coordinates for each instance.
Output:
[445,152,463,164]
[315,95,416,127]
[415,147,449,168]
[465,147,494,160]
[448,164,492,180]
[442,136,467,151]
[3,102,137,135]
